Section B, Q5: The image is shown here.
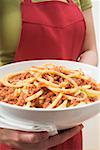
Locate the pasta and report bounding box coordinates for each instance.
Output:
[0,63,100,108]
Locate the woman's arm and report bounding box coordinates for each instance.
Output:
[79,8,98,66]
[0,0,22,65]
[1,0,21,50]
[0,125,83,150]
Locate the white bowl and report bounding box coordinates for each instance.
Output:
[0,60,100,130]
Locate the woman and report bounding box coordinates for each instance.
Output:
[0,0,98,150]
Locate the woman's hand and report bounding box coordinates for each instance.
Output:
[0,124,83,150]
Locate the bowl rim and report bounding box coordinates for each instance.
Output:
[0,100,100,112]
[0,59,100,112]
[0,59,99,70]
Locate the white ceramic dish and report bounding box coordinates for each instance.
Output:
[0,60,100,130]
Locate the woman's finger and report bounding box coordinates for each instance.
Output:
[17,131,49,143]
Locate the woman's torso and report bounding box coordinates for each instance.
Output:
[0,0,92,65]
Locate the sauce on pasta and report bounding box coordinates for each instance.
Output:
[0,64,100,108]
